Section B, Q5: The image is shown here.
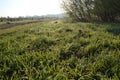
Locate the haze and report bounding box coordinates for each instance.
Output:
[0,0,62,17]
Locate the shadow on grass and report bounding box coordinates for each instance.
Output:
[102,23,120,35]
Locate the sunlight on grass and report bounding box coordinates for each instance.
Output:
[0,20,120,79]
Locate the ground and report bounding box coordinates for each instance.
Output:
[0,20,120,80]
[0,20,39,29]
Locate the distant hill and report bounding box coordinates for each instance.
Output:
[29,13,66,20]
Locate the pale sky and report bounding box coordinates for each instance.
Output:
[0,0,62,17]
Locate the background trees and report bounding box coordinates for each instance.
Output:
[62,0,120,22]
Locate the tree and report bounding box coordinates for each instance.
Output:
[62,0,120,22]
[94,0,120,22]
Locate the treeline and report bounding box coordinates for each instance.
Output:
[0,16,36,22]
[62,0,120,22]
[0,14,64,22]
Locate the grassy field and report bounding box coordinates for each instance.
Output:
[0,20,120,80]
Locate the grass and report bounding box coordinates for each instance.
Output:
[0,20,120,80]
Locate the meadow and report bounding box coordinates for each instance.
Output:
[0,20,120,80]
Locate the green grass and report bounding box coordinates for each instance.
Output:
[0,20,120,80]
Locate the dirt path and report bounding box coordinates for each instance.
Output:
[0,21,40,30]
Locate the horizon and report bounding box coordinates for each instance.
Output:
[0,0,62,17]
[0,13,64,18]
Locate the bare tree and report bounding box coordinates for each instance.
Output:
[62,0,120,22]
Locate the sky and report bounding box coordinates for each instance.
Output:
[0,0,62,17]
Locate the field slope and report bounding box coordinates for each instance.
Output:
[0,21,120,80]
